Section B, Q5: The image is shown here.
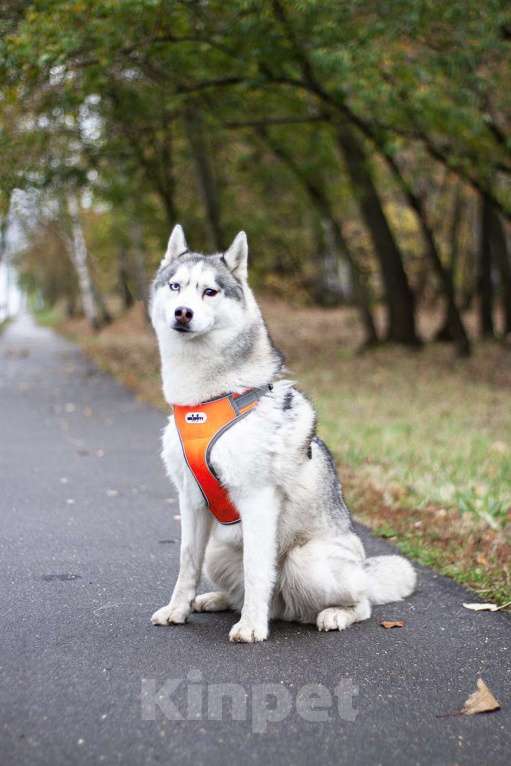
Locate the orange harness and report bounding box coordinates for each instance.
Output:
[173,387,270,525]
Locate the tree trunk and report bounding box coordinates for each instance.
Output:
[0,215,8,320]
[460,199,480,311]
[418,222,470,356]
[184,108,226,251]
[380,152,470,356]
[158,116,178,228]
[488,205,511,336]
[130,221,150,321]
[327,215,379,347]
[66,294,78,318]
[336,124,420,346]
[478,194,495,337]
[321,218,353,300]
[94,287,112,325]
[448,184,464,281]
[434,184,465,342]
[117,245,134,310]
[0,215,7,265]
[66,194,107,330]
[310,216,351,306]
[257,127,378,346]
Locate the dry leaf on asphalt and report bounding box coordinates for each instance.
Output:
[380,620,404,629]
[437,678,501,718]
[461,679,500,716]
[463,601,511,612]
[463,602,499,612]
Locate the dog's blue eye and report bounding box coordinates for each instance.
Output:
[203,288,218,298]
[169,282,180,291]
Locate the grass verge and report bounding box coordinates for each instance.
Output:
[54,299,511,604]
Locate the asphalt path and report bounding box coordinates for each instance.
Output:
[1,313,510,765]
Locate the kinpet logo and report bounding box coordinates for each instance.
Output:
[185,412,207,424]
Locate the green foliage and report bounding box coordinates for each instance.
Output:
[1,0,510,312]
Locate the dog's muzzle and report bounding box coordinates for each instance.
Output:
[174,306,194,332]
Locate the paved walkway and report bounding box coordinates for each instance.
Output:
[1,313,509,765]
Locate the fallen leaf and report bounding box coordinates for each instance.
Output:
[463,602,499,612]
[380,620,404,629]
[462,679,500,716]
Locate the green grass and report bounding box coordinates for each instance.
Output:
[33,305,63,328]
[386,534,511,604]
[299,349,511,530]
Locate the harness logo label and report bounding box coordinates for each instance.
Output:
[185,412,207,424]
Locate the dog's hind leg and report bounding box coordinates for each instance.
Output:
[278,538,372,630]
[192,591,232,612]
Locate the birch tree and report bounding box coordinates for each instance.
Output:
[65,194,104,330]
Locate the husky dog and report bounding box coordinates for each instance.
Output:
[150,225,416,642]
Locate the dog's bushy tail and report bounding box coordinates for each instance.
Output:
[364,555,417,605]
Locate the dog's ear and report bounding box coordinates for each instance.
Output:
[222,231,248,281]
[161,224,188,266]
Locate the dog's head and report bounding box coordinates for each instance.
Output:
[151,225,250,340]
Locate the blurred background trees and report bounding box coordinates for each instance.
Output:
[1,0,510,352]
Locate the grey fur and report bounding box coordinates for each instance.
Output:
[312,436,352,523]
[154,252,244,302]
[215,272,244,302]
[217,322,260,371]
[282,385,317,459]
[283,391,294,411]
[153,253,206,290]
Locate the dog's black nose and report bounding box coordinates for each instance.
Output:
[174,306,194,325]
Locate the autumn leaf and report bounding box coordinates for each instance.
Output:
[437,678,501,718]
[461,679,500,716]
[463,601,511,612]
[380,620,404,629]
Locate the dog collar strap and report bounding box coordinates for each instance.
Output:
[173,386,271,525]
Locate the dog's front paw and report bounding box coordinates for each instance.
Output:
[229,618,268,643]
[151,603,190,626]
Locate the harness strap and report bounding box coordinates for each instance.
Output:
[173,386,271,524]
